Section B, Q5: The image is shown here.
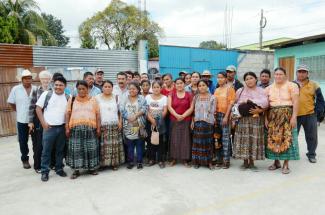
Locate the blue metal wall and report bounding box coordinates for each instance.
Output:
[159,45,239,83]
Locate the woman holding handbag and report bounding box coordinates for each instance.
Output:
[213,72,236,169]
[168,78,194,167]
[191,80,216,170]
[119,81,147,170]
[146,81,168,168]
[232,72,269,171]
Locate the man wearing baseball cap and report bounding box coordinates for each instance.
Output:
[179,70,187,79]
[225,65,243,91]
[7,70,37,169]
[295,64,325,163]
[94,68,104,91]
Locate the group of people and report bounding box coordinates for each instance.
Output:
[7,64,324,182]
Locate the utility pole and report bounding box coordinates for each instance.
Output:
[259,9,267,50]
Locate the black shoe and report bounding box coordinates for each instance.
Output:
[137,163,143,169]
[127,163,134,169]
[56,170,67,177]
[50,165,55,170]
[41,173,49,182]
[22,161,31,169]
[34,169,41,174]
[308,157,317,163]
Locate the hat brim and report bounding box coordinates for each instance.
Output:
[16,73,37,81]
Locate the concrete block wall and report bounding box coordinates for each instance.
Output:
[237,51,274,81]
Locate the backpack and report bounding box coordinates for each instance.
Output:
[43,90,73,111]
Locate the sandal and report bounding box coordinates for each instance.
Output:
[240,161,249,170]
[70,170,80,179]
[215,163,223,169]
[268,163,281,171]
[183,162,191,168]
[169,160,176,167]
[222,161,230,169]
[282,167,291,174]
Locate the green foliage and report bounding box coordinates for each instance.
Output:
[41,13,69,47]
[0,0,69,46]
[199,40,226,50]
[0,16,18,43]
[79,0,163,55]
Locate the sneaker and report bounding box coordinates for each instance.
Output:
[22,161,31,169]
[34,169,41,174]
[41,173,49,182]
[127,163,134,169]
[137,163,143,169]
[56,170,67,177]
[308,157,317,163]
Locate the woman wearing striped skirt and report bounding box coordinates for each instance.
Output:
[95,81,124,170]
[65,80,101,179]
[214,72,236,169]
[233,72,269,171]
[168,78,194,167]
[191,80,216,169]
[265,67,300,174]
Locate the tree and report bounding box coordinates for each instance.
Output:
[79,0,163,57]
[41,13,69,47]
[79,19,97,49]
[199,40,226,50]
[0,16,18,43]
[0,0,56,45]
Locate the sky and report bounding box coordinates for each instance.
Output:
[37,0,325,48]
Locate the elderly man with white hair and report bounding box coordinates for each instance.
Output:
[28,70,52,173]
[7,69,37,169]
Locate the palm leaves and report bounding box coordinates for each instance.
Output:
[0,0,56,45]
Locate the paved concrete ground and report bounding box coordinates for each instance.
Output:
[0,126,325,215]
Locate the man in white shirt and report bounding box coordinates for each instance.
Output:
[36,76,69,182]
[7,70,37,169]
[113,72,129,102]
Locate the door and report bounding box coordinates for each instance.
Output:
[279,57,295,81]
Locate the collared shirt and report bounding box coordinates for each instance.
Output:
[258,82,270,89]
[113,85,129,103]
[297,79,319,116]
[73,85,101,97]
[7,84,37,123]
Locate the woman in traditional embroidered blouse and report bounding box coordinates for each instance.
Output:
[119,81,147,170]
[65,80,101,179]
[191,80,216,169]
[233,72,269,170]
[265,67,300,174]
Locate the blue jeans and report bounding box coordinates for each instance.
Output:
[17,122,30,162]
[126,138,144,164]
[41,126,66,174]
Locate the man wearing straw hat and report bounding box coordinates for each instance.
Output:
[7,69,37,169]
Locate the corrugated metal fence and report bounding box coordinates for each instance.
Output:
[0,45,139,137]
[33,46,138,82]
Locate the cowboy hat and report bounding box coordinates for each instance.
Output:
[16,69,37,81]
